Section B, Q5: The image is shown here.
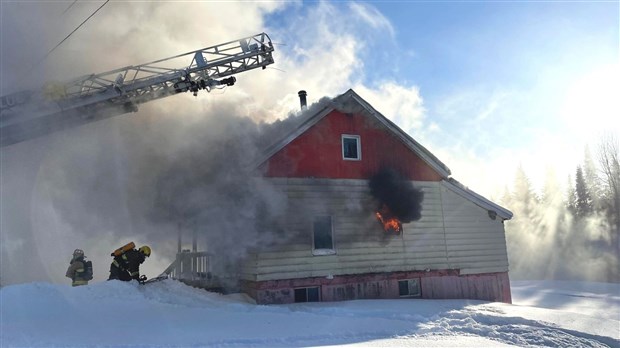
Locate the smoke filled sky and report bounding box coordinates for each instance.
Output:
[1,1,618,284]
[1,1,617,195]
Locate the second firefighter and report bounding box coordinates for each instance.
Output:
[108,245,151,282]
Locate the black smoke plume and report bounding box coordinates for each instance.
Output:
[368,168,424,222]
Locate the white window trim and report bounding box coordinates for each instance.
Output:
[312,215,336,256]
[341,134,361,161]
[312,248,336,256]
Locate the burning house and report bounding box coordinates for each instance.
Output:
[233,89,513,304]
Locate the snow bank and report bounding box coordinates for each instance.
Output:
[1,279,618,347]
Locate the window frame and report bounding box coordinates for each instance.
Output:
[341,134,361,161]
[312,215,336,256]
[398,278,422,297]
[294,287,321,302]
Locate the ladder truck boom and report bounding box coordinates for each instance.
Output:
[0,32,275,147]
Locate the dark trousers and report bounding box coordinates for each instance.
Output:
[108,263,132,281]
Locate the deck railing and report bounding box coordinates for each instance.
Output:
[163,250,213,282]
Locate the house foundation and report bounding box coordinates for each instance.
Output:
[241,270,511,304]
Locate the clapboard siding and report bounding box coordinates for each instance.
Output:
[239,90,513,304]
[253,251,450,269]
[250,179,412,280]
[256,264,439,280]
[239,253,258,282]
[447,243,508,252]
[242,178,508,282]
[440,182,509,274]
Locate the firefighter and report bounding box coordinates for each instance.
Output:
[108,245,151,282]
[65,249,91,286]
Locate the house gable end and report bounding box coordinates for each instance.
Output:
[257,89,449,181]
[260,109,443,181]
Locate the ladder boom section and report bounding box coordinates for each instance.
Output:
[0,32,274,147]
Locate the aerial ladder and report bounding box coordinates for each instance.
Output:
[0,32,275,147]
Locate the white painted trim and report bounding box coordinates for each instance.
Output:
[341,134,361,161]
[312,215,336,255]
[441,179,513,220]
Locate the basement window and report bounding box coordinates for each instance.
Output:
[342,135,361,160]
[313,216,335,255]
[398,279,421,297]
[294,287,320,302]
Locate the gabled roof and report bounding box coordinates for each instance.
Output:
[255,89,451,177]
[256,89,512,220]
[443,178,513,220]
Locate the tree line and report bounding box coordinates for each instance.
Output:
[500,134,619,282]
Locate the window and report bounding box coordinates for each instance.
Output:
[398,279,421,297]
[294,287,320,302]
[313,216,334,254]
[342,135,361,160]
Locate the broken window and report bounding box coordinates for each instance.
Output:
[294,287,320,302]
[398,279,421,297]
[313,215,334,253]
[342,135,361,160]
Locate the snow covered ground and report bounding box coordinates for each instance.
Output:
[1,279,618,347]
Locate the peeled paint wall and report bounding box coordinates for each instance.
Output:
[242,270,511,304]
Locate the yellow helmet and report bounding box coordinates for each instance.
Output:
[139,245,151,257]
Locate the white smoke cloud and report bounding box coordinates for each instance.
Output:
[1,1,414,285]
[2,2,283,90]
[353,82,426,132]
[4,1,612,288]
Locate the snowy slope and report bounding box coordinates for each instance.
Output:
[1,279,618,347]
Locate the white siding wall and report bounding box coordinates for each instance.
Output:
[245,178,508,282]
[440,181,510,274]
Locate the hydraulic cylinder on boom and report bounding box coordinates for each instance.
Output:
[0,32,275,147]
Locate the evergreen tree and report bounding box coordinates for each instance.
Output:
[566,174,577,214]
[541,168,562,206]
[574,166,593,218]
[583,146,601,210]
[512,165,538,218]
[505,151,619,282]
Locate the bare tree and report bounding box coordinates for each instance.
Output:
[598,135,619,216]
[597,133,620,260]
[583,146,602,209]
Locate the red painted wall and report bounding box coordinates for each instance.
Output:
[242,270,512,304]
[261,111,443,181]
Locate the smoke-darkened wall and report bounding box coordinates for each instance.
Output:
[368,168,424,223]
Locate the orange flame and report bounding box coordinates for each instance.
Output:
[375,205,403,234]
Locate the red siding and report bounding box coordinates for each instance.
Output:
[261,111,443,181]
[242,270,512,304]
